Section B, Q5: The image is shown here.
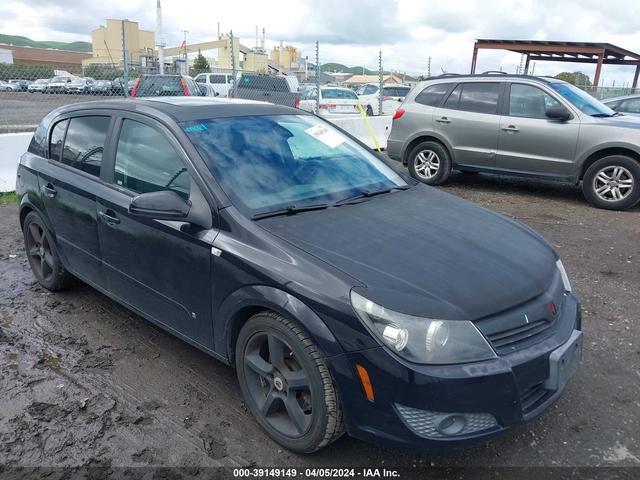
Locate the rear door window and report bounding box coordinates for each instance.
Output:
[61,116,110,177]
[415,83,454,107]
[49,119,68,162]
[443,84,462,109]
[114,119,190,200]
[457,83,501,114]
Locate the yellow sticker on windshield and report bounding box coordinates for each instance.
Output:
[304,124,346,149]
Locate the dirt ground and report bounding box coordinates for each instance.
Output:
[1,173,639,472]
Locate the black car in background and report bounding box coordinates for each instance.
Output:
[16,97,581,453]
[231,73,300,107]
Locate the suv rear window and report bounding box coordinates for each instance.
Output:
[238,75,289,92]
[135,76,200,97]
[415,83,454,106]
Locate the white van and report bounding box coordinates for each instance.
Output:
[193,73,234,97]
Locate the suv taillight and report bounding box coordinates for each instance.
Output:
[295,96,300,108]
[130,78,140,97]
[180,78,190,96]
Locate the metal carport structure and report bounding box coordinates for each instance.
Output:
[470,39,640,90]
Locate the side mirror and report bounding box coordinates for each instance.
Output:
[129,190,191,220]
[546,106,571,121]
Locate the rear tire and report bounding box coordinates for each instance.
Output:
[22,212,75,291]
[582,155,640,210]
[236,311,344,453]
[408,141,452,186]
[366,105,373,116]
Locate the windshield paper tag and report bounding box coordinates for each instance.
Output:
[304,124,345,148]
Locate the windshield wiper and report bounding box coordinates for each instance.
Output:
[333,185,410,207]
[252,203,330,220]
[591,113,616,117]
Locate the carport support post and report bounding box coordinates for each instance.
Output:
[632,63,640,94]
[524,55,530,75]
[121,20,129,98]
[593,49,604,94]
[470,44,478,74]
[378,50,383,116]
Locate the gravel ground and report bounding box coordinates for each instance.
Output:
[0,173,639,474]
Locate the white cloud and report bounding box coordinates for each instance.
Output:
[1,0,639,84]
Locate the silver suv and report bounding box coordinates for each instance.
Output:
[387,74,640,210]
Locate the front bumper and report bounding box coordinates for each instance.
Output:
[327,293,581,451]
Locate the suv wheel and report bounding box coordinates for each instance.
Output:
[408,141,452,185]
[366,105,373,116]
[236,312,344,453]
[23,211,75,291]
[582,155,640,210]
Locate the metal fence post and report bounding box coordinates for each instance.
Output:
[315,41,320,113]
[121,20,129,98]
[378,50,383,116]
[230,30,237,97]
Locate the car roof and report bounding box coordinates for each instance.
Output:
[602,94,640,103]
[419,73,567,85]
[49,97,309,122]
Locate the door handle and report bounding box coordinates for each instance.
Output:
[436,117,451,124]
[502,125,520,133]
[41,183,57,198]
[98,210,121,226]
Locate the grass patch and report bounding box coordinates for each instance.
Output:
[0,191,17,205]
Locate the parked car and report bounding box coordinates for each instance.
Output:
[90,79,114,96]
[299,86,360,115]
[18,97,581,453]
[232,73,299,108]
[8,79,30,92]
[387,74,640,210]
[44,76,73,94]
[356,83,411,115]
[111,77,137,95]
[130,74,203,97]
[28,79,49,93]
[602,94,640,116]
[0,80,15,91]
[66,77,93,94]
[194,72,234,97]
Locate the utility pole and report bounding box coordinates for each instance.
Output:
[182,30,189,62]
[315,41,320,113]
[156,0,164,74]
[378,50,383,116]
[121,20,129,97]
[427,56,431,77]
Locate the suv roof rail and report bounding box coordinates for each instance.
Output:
[481,70,508,75]
[434,73,462,78]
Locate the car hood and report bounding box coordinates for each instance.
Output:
[591,114,640,129]
[258,185,557,320]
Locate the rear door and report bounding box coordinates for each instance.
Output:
[496,83,580,177]
[38,114,113,287]
[96,114,216,345]
[433,82,503,168]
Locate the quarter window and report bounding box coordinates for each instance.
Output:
[415,83,454,107]
[61,116,110,177]
[458,83,501,114]
[443,84,462,109]
[509,84,562,118]
[114,119,190,200]
[49,119,68,162]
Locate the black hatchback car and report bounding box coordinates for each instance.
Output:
[17,97,582,453]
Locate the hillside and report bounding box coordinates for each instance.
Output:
[0,34,92,52]
[321,62,383,75]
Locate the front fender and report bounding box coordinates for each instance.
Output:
[214,285,344,363]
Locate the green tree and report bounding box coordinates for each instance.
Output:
[190,50,210,76]
[554,71,591,86]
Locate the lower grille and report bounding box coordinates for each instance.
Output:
[487,319,552,355]
[520,383,552,414]
[395,404,498,439]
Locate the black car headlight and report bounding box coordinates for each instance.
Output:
[350,291,496,364]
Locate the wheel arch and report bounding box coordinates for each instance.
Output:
[578,146,640,182]
[401,133,452,166]
[214,285,344,365]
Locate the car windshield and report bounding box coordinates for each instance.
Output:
[181,115,407,216]
[51,76,67,83]
[549,83,616,116]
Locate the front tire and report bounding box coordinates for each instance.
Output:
[236,312,344,453]
[582,155,640,210]
[408,141,452,185]
[22,211,74,291]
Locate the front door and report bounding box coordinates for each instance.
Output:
[433,82,502,168]
[97,116,216,346]
[497,83,580,177]
[39,115,112,287]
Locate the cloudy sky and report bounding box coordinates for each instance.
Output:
[2,0,640,85]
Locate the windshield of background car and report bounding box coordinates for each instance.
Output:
[549,83,616,116]
[136,76,183,96]
[181,115,406,215]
